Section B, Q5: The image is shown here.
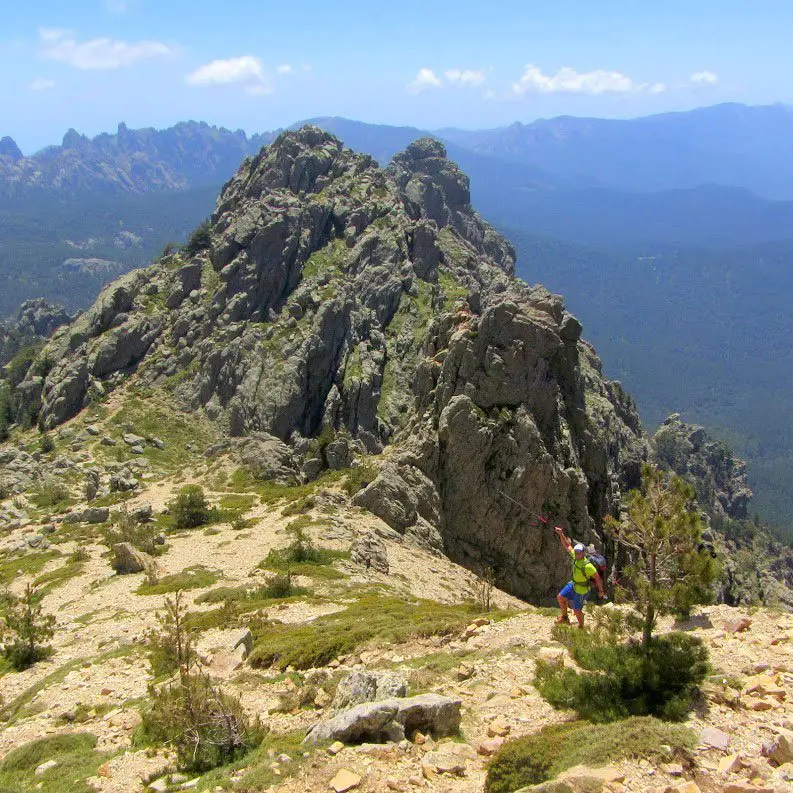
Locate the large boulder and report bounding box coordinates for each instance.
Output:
[332,670,407,710]
[349,531,390,575]
[304,693,462,745]
[111,543,155,575]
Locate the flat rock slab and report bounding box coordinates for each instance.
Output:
[330,768,361,792]
[304,693,462,745]
[699,725,731,751]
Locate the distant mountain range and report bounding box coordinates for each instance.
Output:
[2,103,793,531]
[0,121,275,196]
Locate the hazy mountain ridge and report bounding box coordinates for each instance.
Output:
[0,121,276,196]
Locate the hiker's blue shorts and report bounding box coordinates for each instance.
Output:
[559,581,590,612]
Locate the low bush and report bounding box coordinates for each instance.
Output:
[341,461,378,496]
[182,219,212,259]
[103,508,161,557]
[140,591,264,772]
[259,526,348,580]
[1,584,55,671]
[136,565,218,596]
[29,478,70,510]
[485,717,695,793]
[534,623,709,722]
[169,485,211,530]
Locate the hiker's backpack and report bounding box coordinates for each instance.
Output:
[587,552,608,590]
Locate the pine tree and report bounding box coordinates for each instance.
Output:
[605,464,718,647]
[2,583,55,670]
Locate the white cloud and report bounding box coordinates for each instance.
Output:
[690,70,718,87]
[408,67,442,94]
[512,64,640,96]
[28,77,56,91]
[444,69,486,88]
[39,28,172,70]
[187,55,265,85]
[187,55,275,96]
[276,63,293,74]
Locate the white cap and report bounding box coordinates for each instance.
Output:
[573,543,585,552]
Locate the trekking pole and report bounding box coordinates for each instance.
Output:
[495,488,552,527]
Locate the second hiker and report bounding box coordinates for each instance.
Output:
[554,526,605,628]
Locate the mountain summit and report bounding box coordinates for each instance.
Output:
[10,127,645,598]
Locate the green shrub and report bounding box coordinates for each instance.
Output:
[4,343,42,388]
[38,433,55,454]
[0,383,12,442]
[261,572,295,599]
[30,478,70,510]
[103,508,161,559]
[485,717,696,793]
[139,669,265,772]
[341,461,378,496]
[259,528,348,580]
[136,565,218,596]
[169,485,211,530]
[534,626,709,722]
[182,219,212,258]
[1,584,55,671]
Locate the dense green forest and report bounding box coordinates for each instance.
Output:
[509,229,793,538]
[0,186,217,316]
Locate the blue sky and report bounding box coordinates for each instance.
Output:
[2,0,790,152]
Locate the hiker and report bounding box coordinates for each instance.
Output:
[554,526,605,628]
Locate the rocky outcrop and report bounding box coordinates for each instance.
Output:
[332,670,408,710]
[303,693,462,745]
[653,413,752,520]
[0,299,73,368]
[9,127,646,601]
[652,415,793,608]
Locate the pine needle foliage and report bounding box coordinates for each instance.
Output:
[605,464,718,645]
[1,583,55,671]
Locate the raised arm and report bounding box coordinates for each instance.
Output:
[554,526,572,553]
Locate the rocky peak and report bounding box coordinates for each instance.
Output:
[8,127,647,599]
[62,128,89,151]
[0,136,22,161]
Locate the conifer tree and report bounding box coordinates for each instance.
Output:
[606,464,718,646]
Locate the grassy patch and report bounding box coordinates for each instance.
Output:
[0,732,114,793]
[400,649,478,694]
[104,395,219,471]
[249,595,502,671]
[227,468,345,507]
[33,557,84,597]
[438,268,469,309]
[217,494,257,511]
[485,717,696,793]
[136,565,219,596]
[194,730,308,792]
[0,550,60,586]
